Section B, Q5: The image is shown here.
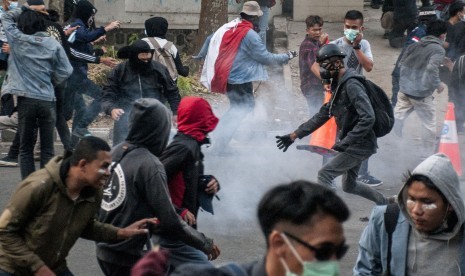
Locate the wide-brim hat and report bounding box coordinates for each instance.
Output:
[242,1,263,17]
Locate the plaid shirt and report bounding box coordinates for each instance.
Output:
[299,35,322,92]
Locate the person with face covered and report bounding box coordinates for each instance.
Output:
[66,0,120,143]
[159,97,220,271]
[143,16,189,82]
[276,44,389,205]
[197,1,294,153]
[354,153,465,275]
[101,39,180,146]
[97,99,220,276]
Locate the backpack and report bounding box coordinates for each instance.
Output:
[147,37,178,81]
[341,76,395,137]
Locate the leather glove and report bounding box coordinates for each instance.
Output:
[331,143,346,152]
[287,50,298,60]
[276,134,294,152]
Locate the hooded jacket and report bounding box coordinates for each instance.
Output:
[294,69,377,157]
[0,156,119,275]
[96,98,214,266]
[160,97,219,219]
[399,35,445,98]
[101,40,181,145]
[354,153,465,275]
[143,17,189,79]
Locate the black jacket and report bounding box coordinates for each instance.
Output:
[161,133,204,219]
[294,69,377,156]
[96,99,213,266]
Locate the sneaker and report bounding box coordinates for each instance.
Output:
[0,156,18,167]
[72,128,92,139]
[371,3,380,9]
[357,174,383,186]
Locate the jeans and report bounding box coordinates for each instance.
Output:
[17,97,56,179]
[318,152,387,205]
[160,237,210,273]
[66,70,102,131]
[258,5,269,47]
[213,82,255,149]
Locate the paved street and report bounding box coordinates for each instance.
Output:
[1,4,465,276]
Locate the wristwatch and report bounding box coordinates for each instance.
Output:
[353,44,361,50]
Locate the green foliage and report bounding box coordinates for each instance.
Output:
[177,76,193,97]
[104,46,118,59]
[128,33,140,45]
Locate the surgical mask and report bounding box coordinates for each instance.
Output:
[280,233,341,276]
[344,29,359,42]
[9,2,18,9]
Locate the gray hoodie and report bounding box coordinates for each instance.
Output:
[399,35,445,98]
[398,153,465,275]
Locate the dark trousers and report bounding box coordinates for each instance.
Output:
[449,56,465,130]
[389,18,417,48]
[17,97,56,179]
[66,70,102,131]
[318,152,387,205]
[214,82,255,149]
[55,82,72,151]
[97,258,133,276]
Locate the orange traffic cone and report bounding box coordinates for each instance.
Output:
[309,90,337,149]
[438,103,462,176]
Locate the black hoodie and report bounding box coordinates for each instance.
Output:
[96,98,213,266]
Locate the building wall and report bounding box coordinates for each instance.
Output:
[293,0,364,22]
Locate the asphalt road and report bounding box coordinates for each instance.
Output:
[1,5,465,276]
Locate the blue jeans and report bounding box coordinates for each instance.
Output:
[17,97,56,179]
[318,152,387,205]
[160,237,210,272]
[259,5,269,47]
[66,70,102,131]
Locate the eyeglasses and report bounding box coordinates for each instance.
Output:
[283,232,348,261]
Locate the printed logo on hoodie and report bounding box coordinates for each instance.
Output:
[101,163,126,211]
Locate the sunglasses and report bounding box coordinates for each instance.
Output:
[283,232,348,261]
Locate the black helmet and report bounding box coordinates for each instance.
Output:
[316,44,346,63]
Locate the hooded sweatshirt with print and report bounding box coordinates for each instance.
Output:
[96,98,214,267]
[354,153,465,276]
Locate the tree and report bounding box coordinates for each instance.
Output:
[195,0,229,53]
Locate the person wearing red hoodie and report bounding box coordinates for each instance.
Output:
[160,96,220,271]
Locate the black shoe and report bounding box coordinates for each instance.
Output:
[371,4,380,9]
[383,32,390,39]
[0,156,18,167]
[357,173,383,187]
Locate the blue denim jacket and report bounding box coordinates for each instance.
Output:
[1,7,73,102]
[228,30,289,84]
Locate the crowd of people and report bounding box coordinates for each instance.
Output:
[0,0,464,275]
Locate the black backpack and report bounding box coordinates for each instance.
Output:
[341,76,395,137]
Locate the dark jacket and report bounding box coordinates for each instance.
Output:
[160,97,219,220]
[101,59,180,144]
[0,157,119,275]
[399,35,445,97]
[96,99,213,266]
[294,69,377,156]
